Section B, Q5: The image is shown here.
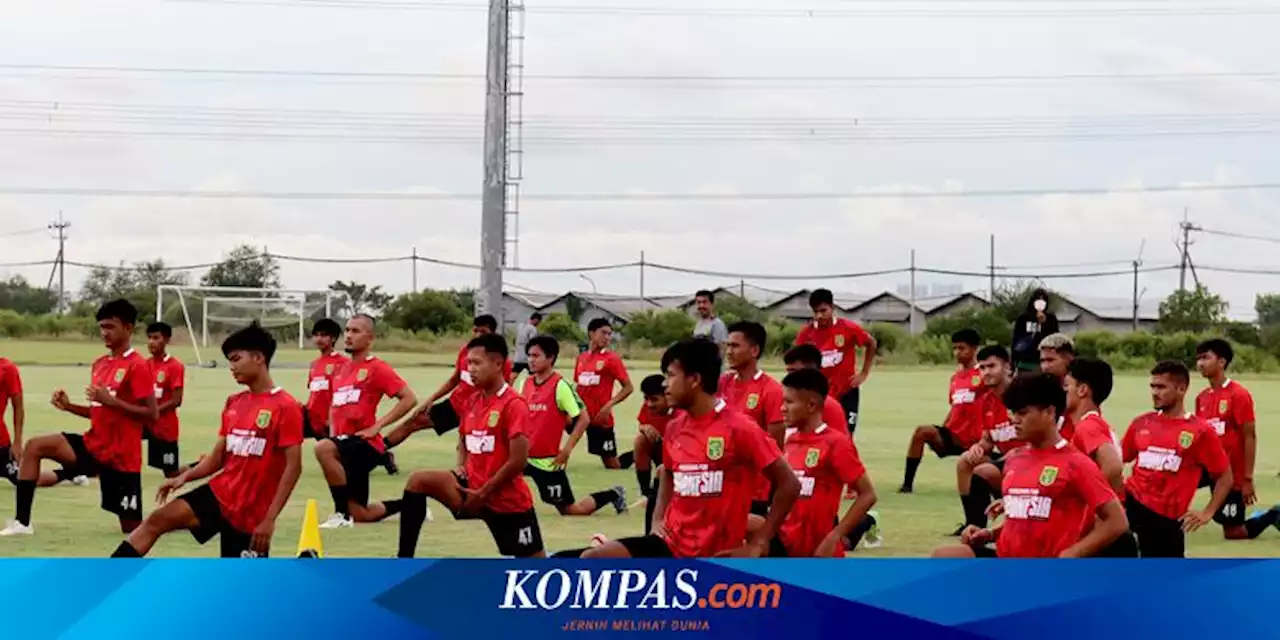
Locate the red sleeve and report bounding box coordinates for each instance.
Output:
[171,361,186,390]
[847,321,872,347]
[762,382,785,425]
[505,399,530,440]
[6,364,21,396]
[1073,422,1111,457]
[375,361,408,399]
[610,354,631,385]
[1071,457,1117,511]
[636,407,649,426]
[734,418,782,472]
[1235,388,1257,426]
[1195,424,1230,475]
[219,397,236,437]
[504,359,514,383]
[830,436,866,485]
[277,400,304,448]
[1121,419,1139,462]
[128,359,154,402]
[793,326,808,347]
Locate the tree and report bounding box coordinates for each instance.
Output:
[1158,285,1227,334]
[564,295,587,323]
[383,290,468,334]
[201,244,281,289]
[712,293,767,324]
[329,280,393,317]
[537,312,585,345]
[621,309,696,348]
[991,280,1051,322]
[447,289,476,318]
[79,260,188,324]
[0,276,57,315]
[1257,293,1280,327]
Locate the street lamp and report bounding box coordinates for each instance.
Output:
[579,274,598,294]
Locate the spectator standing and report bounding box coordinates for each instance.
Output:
[692,290,728,349]
[513,313,542,377]
[1011,289,1059,372]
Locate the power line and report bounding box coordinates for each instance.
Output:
[1194,226,1280,244]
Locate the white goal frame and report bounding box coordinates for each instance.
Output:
[157,285,336,365]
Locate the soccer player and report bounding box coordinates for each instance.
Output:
[573,318,634,469]
[1065,358,1123,493]
[954,345,1017,531]
[932,373,1127,558]
[1122,360,1233,558]
[782,345,848,434]
[771,368,877,557]
[691,290,729,349]
[304,319,348,442]
[520,335,626,516]
[1194,339,1280,539]
[1038,333,1076,439]
[315,315,419,529]
[0,355,23,486]
[581,338,800,559]
[719,321,785,515]
[2,299,156,537]
[794,288,877,435]
[111,323,303,558]
[512,313,542,377]
[393,315,512,441]
[145,322,185,478]
[900,329,985,494]
[396,333,545,558]
[631,374,676,533]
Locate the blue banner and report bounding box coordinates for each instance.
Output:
[2,559,1272,639]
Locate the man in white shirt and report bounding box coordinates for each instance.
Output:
[513,313,542,377]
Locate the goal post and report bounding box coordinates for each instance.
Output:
[157,285,339,366]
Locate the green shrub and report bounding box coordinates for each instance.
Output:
[621,309,695,349]
[913,334,954,365]
[764,319,799,356]
[924,307,1011,346]
[868,322,907,354]
[538,313,585,345]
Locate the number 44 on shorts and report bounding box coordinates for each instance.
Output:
[121,495,139,511]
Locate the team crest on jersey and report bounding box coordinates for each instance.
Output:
[746,393,760,410]
[707,436,725,461]
[157,371,166,383]
[255,409,272,429]
[1039,466,1059,486]
[595,360,605,371]
[834,335,846,348]
[487,411,501,427]
[1219,399,1229,414]
[971,374,981,386]
[114,369,125,383]
[1179,431,1194,448]
[805,448,820,468]
[357,368,369,382]
[325,364,335,375]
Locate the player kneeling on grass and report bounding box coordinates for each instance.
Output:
[396,333,546,558]
[3,299,157,537]
[520,335,627,517]
[900,329,985,494]
[580,338,800,559]
[932,373,1127,559]
[111,323,304,558]
[753,368,877,557]
[632,374,677,533]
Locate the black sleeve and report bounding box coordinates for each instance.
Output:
[1010,314,1034,362]
[1043,313,1060,336]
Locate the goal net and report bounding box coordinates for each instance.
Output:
[157,286,340,366]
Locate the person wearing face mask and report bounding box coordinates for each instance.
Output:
[1011,289,1059,372]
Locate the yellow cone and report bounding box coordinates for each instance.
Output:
[297,498,323,558]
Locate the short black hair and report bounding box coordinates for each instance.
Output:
[1151,360,1190,386]
[727,321,767,351]
[783,344,823,367]
[977,344,1010,363]
[526,335,560,362]
[146,322,173,339]
[530,312,543,322]
[1196,339,1234,367]
[808,288,835,310]
[587,318,611,334]
[222,322,278,365]
[640,374,666,397]
[473,315,498,332]
[660,338,722,395]
[1067,357,1113,405]
[467,332,508,360]
[695,289,715,304]
[97,299,138,325]
[312,318,342,338]
[782,368,829,399]
[1002,372,1066,419]
[951,328,981,347]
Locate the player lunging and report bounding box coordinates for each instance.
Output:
[582,338,800,559]
[303,319,349,442]
[145,322,186,478]
[933,373,1127,558]
[396,334,545,558]
[520,335,626,516]
[3,299,156,536]
[719,321,785,515]
[316,315,418,529]
[574,319,634,469]
[111,323,303,558]
[954,345,1017,532]
[631,375,677,533]
[900,329,984,494]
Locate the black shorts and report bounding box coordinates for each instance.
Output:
[932,426,967,458]
[1198,470,1245,527]
[970,543,998,558]
[334,436,383,507]
[301,409,327,441]
[63,432,143,521]
[1125,493,1185,558]
[452,472,544,557]
[178,484,265,558]
[524,462,576,507]
[839,388,860,435]
[750,500,771,517]
[568,423,618,458]
[144,432,180,475]
[1,446,17,485]
[429,400,462,435]
[616,534,676,558]
[766,537,789,558]
[1097,531,1140,558]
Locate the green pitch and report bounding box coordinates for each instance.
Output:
[2,339,1279,558]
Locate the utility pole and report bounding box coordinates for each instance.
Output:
[988,234,996,299]
[1177,209,1200,292]
[1131,259,1140,331]
[639,251,645,298]
[411,245,419,292]
[476,0,510,327]
[909,249,918,335]
[47,212,70,314]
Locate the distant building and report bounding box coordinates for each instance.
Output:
[1056,295,1159,334]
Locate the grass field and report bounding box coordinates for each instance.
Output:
[3,339,1280,558]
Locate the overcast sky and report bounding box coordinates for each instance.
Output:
[1,0,1278,318]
